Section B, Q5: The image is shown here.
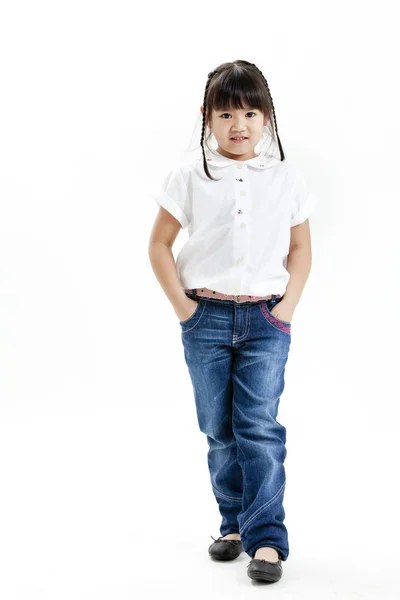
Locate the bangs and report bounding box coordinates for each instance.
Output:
[207,70,266,113]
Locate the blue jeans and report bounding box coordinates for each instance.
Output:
[179,290,292,561]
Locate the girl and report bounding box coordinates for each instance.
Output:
[148,59,319,584]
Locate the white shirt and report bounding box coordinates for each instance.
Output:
[152,149,319,296]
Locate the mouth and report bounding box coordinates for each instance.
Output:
[230,137,248,143]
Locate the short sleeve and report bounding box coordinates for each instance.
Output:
[152,166,190,229]
[290,167,319,227]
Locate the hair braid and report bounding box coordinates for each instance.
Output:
[248,62,285,160]
[200,70,221,181]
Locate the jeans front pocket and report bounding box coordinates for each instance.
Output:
[179,298,207,330]
[179,300,200,324]
[259,298,291,335]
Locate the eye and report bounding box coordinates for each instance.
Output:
[220,111,257,119]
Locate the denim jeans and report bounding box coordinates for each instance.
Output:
[179,290,292,561]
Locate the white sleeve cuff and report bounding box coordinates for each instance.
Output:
[153,189,189,229]
[291,191,319,227]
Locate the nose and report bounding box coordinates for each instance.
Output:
[231,119,246,132]
[232,127,246,134]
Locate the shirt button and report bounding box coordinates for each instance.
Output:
[240,190,246,196]
[240,222,246,228]
[237,164,244,169]
[236,257,243,265]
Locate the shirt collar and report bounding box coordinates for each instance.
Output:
[204,149,280,170]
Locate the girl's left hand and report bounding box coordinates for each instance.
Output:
[270,299,295,324]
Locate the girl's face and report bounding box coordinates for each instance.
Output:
[201,104,269,161]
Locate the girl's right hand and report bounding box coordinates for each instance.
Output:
[175,298,200,322]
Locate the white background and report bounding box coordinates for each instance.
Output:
[0,1,399,598]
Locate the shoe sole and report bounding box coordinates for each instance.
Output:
[208,550,243,561]
[209,555,240,561]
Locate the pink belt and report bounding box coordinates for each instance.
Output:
[185,287,281,303]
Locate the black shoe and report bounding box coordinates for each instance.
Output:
[208,535,244,561]
[246,557,283,583]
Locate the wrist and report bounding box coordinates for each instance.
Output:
[282,296,298,309]
[174,295,192,312]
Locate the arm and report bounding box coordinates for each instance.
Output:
[148,207,197,321]
[273,219,313,322]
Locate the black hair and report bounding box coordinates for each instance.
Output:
[200,60,285,181]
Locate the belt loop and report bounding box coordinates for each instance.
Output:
[271,294,276,300]
[192,288,198,300]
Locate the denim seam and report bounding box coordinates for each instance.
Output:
[240,479,286,534]
[212,483,243,504]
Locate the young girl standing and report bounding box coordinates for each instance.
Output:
[148,59,319,584]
